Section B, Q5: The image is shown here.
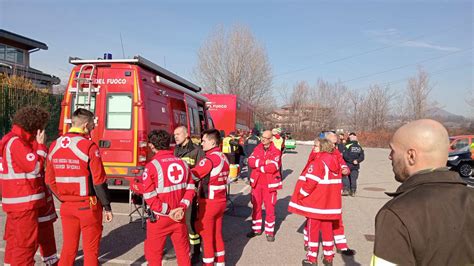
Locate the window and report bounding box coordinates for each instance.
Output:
[192,108,201,134]
[71,93,96,114]
[187,107,201,135]
[2,45,25,65]
[454,138,469,150]
[107,94,132,129]
[0,44,5,60]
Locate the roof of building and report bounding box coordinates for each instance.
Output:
[0,29,48,50]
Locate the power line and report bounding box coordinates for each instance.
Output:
[341,47,472,84]
[354,62,473,91]
[273,24,461,79]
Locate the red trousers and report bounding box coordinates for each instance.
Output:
[332,217,349,250]
[306,218,335,262]
[195,199,226,266]
[304,217,349,251]
[145,216,190,266]
[58,201,103,266]
[38,221,58,265]
[251,183,277,236]
[3,209,39,266]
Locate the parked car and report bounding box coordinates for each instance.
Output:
[449,135,474,160]
[283,132,296,152]
[447,146,473,178]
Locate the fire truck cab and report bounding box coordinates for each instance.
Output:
[60,55,213,189]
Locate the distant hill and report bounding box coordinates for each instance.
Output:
[427,107,466,122]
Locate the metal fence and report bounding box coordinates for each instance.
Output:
[0,85,63,141]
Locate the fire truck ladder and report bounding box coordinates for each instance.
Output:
[73,64,97,112]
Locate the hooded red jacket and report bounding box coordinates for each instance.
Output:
[288,152,342,220]
[1,125,46,212]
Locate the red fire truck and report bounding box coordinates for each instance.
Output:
[59,55,213,189]
[204,94,255,136]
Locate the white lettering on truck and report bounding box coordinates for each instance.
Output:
[94,79,127,85]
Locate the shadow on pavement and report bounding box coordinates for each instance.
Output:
[98,220,146,264]
[274,195,291,236]
[341,253,362,266]
[223,191,252,266]
[281,169,294,181]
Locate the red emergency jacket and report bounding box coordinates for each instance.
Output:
[45,131,109,208]
[248,142,282,191]
[0,125,46,212]
[333,149,350,176]
[142,150,195,216]
[288,152,342,220]
[192,147,230,201]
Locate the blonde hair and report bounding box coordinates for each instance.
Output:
[319,138,334,153]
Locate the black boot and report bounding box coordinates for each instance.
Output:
[266,234,275,242]
[322,258,333,266]
[190,244,201,264]
[341,248,356,256]
[246,231,262,238]
[302,259,317,265]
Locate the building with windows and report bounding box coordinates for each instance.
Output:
[0,29,60,89]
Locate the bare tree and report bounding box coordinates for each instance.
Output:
[289,81,310,132]
[312,79,348,129]
[405,67,433,120]
[363,85,393,130]
[345,89,365,130]
[195,25,273,109]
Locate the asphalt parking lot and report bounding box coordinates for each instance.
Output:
[1,145,407,265]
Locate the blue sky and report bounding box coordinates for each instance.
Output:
[1,0,472,116]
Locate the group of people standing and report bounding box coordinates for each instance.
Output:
[288,131,357,266]
[1,107,113,266]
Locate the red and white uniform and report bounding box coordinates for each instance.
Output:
[192,147,229,266]
[331,149,350,251]
[247,142,282,236]
[45,131,110,266]
[288,152,342,262]
[1,125,47,265]
[142,150,195,266]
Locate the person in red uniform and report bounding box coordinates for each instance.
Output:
[191,129,230,266]
[325,132,355,256]
[45,108,113,266]
[288,138,342,266]
[34,140,60,266]
[246,130,282,242]
[141,129,195,266]
[1,106,50,265]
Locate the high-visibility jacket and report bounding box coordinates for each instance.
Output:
[142,150,195,215]
[288,152,342,220]
[192,147,230,201]
[272,134,284,151]
[0,125,46,212]
[222,137,232,154]
[248,142,282,191]
[45,131,111,210]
